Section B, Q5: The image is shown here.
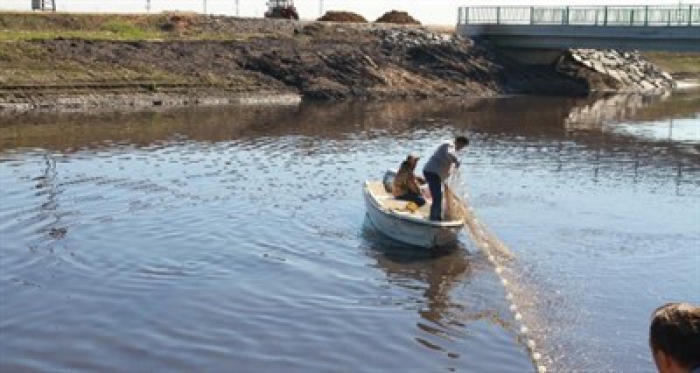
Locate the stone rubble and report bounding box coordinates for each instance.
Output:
[367,27,470,48]
[568,49,675,91]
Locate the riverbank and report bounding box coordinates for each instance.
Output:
[0,12,692,113]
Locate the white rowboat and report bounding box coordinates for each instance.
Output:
[363,178,464,248]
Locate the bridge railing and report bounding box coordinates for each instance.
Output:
[458,5,700,26]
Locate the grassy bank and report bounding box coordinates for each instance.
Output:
[0,12,291,86]
[1,13,182,41]
[0,12,291,42]
[641,52,700,79]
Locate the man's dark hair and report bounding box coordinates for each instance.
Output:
[455,136,469,146]
[649,303,700,370]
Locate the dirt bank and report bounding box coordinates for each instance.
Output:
[0,12,630,113]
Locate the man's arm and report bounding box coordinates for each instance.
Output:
[448,146,461,169]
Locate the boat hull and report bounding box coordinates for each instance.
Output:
[363,184,462,248]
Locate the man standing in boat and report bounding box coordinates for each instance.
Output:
[423,136,469,221]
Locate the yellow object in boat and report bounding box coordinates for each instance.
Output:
[406,201,419,213]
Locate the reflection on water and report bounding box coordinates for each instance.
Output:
[610,118,700,143]
[361,220,533,371]
[564,91,700,155]
[1,90,698,372]
[364,220,472,325]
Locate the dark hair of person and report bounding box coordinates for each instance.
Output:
[455,136,469,146]
[649,303,700,370]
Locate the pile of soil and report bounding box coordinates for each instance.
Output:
[317,11,367,23]
[160,12,196,31]
[375,10,420,25]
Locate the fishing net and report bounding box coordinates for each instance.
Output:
[446,170,514,259]
[444,183,468,222]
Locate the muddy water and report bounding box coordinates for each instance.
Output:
[1,91,698,372]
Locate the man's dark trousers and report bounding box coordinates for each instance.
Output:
[423,171,442,221]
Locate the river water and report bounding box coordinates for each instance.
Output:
[1,91,698,372]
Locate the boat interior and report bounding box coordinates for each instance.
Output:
[365,181,432,220]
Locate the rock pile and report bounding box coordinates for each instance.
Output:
[317,11,368,23]
[375,10,420,25]
[567,49,674,91]
[369,27,466,48]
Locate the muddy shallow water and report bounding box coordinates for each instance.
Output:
[1,91,698,372]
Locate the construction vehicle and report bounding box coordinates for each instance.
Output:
[32,0,56,11]
[265,0,299,20]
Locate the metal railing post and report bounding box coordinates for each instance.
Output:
[668,8,672,26]
[496,6,501,25]
[458,7,463,25]
[689,5,693,26]
[604,6,608,26]
[530,6,534,25]
[630,9,635,26]
[644,6,648,26]
[564,6,570,25]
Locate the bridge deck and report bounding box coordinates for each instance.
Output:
[458,5,699,27]
[457,5,700,52]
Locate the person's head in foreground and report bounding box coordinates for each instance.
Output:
[649,303,700,373]
[454,136,469,151]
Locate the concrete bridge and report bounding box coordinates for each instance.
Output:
[457,5,700,64]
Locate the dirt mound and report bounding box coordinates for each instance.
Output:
[317,11,368,23]
[375,10,420,25]
[161,12,197,31]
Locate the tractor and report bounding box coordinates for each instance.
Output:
[265,0,299,20]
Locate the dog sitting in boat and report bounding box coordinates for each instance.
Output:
[392,154,427,207]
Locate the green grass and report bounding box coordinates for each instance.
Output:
[101,20,160,40]
[0,30,162,41]
[0,18,164,41]
[0,13,169,41]
[0,41,187,85]
[643,52,700,78]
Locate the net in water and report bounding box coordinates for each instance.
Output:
[445,171,514,259]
